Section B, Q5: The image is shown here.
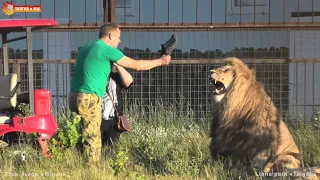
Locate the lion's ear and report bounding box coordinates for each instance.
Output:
[224,57,244,67]
[223,65,232,71]
[224,58,235,66]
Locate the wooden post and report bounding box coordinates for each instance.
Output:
[109,0,115,23]
[103,0,115,23]
[12,60,21,81]
[103,0,108,23]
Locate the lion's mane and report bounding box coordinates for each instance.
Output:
[210,58,281,162]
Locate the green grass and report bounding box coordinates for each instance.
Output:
[0,103,319,180]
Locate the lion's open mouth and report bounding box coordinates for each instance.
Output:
[210,79,226,95]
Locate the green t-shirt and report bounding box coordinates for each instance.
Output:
[70,39,125,98]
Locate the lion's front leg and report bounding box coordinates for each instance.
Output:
[209,138,229,165]
[209,141,218,164]
[209,107,221,164]
[251,151,270,173]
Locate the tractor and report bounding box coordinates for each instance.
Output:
[0,19,59,157]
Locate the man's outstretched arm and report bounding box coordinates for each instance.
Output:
[115,55,171,71]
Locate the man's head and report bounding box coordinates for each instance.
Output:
[99,23,121,48]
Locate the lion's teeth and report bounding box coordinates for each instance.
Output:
[214,80,217,84]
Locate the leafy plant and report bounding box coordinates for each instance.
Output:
[8,103,32,120]
[5,103,39,144]
[109,146,129,176]
[108,145,145,180]
[49,113,82,160]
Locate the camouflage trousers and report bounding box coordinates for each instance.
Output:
[68,92,102,164]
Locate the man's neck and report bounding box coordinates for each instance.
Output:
[100,38,113,47]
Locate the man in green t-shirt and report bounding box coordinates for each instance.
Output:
[69,23,171,165]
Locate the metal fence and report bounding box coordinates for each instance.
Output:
[1,0,320,127]
[1,28,320,123]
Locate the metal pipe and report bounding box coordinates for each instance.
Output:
[85,0,87,25]
[304,62,306,121]
[153,0,156,24]
[196,0,198,24]
[268,0,271,24]
[211,0,213,24]
[312,0,314,23]
[254,0,256,23]
[6,36,26,43]
[40,0,42,18]
[182,0,184,24]
[168,0,170,24]
[2,33,9,75]
[54,0,56,20]
[95,0,97,24]
[25,0,27,18]
[26,27,34,114]
[283,0,286,23]
[69,0,72,25]
[297,0,300,24]
[124,0,126,24]
[240,0,242,24]
[139,0,141,24]
[225,0,227,24]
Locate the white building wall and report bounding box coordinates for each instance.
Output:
[225,0,320,120]
[288,17,320,120]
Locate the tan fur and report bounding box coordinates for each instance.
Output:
[209,57,301,173]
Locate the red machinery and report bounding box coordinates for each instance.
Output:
[0,19,59,157]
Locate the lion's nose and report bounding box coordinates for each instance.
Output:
[210,69,216,73]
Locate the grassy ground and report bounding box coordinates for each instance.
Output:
[0,103,320,180]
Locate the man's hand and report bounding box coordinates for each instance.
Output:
[161,55,171,65]
[113,63,120,69]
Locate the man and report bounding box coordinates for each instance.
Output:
[68,23,171,165]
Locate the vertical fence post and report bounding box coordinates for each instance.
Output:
[26,27,34,114]
[103,0,115,23]
[103,0,108,23]
[2,33,9,76]
[109,0,115,22]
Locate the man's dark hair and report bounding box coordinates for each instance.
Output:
[99,23,120,39]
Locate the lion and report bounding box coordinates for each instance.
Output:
[209,57,301,173]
